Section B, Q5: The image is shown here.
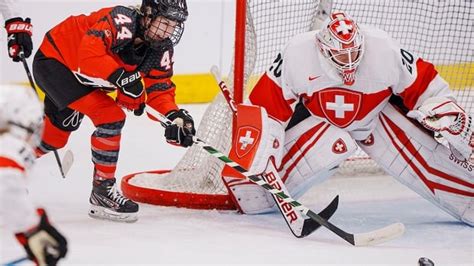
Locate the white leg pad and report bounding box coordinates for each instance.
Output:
[360,104,474,225]
[228,116,357,214]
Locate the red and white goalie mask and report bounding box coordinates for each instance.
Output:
[316,12,364,86]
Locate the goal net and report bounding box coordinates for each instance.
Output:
[123,0,473,209]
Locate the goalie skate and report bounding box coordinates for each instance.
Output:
[89,178,139,223]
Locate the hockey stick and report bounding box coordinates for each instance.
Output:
[19,51,74,178]
[4,256,28,265]
[210,65,338,238]
[145,106,405,246]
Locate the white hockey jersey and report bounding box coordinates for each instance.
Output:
[249,26,453,140]
[0,134,39,233]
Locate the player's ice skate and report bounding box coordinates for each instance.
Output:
[89,178,139,223]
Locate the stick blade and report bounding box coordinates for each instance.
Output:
[61,150,74,176]
[353,222,405,246]
[299,195,339,238]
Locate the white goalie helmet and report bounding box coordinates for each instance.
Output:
[0,85,44,147]
[316,11,364,85]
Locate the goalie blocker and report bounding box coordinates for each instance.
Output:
[223,102,473,226]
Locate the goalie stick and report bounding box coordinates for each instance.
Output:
[19,52,73,178]
[145,106,405,246]
[211,65,337,238]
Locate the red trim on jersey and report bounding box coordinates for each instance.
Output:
[249,73,296,122]
[380,113,474,196]
[399,58,438,110]
[281,124,331,182]
[0,156,25,172]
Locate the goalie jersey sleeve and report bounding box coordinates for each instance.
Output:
[0,135,39,233]
[249,27,455,133]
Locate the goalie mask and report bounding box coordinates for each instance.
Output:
[316,12,364,86]
[0,86,44,148]
[140,0,188,48]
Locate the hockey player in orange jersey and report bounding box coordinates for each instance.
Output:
[32,0,195,223]
[223,12,473,226]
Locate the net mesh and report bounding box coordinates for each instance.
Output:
[139,0,321,194]
[137,0,473,195]
[332,0,473,174]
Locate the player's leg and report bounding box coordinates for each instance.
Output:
[33,49,138,222]
[359,103,473,225]
[35,97,82,157]
[68,90,139,222]
[223,103,357,214]
[32,49,94,156]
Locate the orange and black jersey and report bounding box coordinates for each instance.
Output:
[38,6,178,114]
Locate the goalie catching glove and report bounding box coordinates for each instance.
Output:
[408,96,474,160]
[108,68,146,116]
[164,109,196,147]
[15,209,68,266]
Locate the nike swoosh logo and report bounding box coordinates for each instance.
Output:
[308,75,321,81]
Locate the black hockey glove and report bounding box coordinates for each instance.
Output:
[108,68,146,116]
[164,109,196,147]
[5,17,33,62]
[15,209,68,266]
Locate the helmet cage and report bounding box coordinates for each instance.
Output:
[141,0,188,47]
[144,16,185,47]
[316,12,364,85]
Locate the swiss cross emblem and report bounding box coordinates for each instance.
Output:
[332,138,347,154]
[319,88,361,128]
[361,134,374,146]
[329,16,356,43]
[235,126,260,158]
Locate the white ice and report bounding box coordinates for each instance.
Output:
[1,103,473,265]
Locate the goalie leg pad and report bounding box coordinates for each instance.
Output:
[228,104,285,175]
[362,104,474,225]
[221,104,285,213]
[280,117,357,199]
[224,115,356,214]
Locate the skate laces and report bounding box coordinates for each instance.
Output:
[106,184,129,205]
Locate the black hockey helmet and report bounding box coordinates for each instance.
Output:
[140,0,188,47]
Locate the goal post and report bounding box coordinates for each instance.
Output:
[122,0,473,209]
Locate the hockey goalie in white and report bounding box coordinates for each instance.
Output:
[222,12,473,226]
[0,85,68,265]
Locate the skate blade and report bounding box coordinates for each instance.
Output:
[89,205,138,223]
